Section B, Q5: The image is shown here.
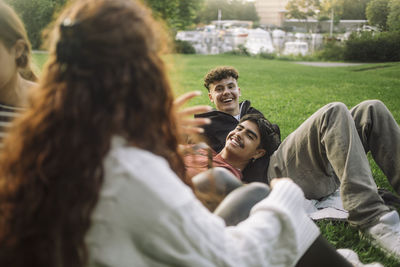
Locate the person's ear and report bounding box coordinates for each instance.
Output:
[238,87,241,97]
[253,148,266,160]
[208,92,214,103]
[13,39,25,59]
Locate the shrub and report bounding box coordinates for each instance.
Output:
[224,44,250,56]
[316,40,345,61]
[344,31,400,62]
[174,40,196,54]
[258,52,276,59]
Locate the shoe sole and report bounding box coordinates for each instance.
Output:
[359,230,400,261]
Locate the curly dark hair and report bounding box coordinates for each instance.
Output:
[240,114,281,157]
[0,0,187,266]
[203,66,239,91]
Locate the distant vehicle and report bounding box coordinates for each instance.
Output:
[358,25,379,32]
[244,28,274,55]
[282,41,308,56]
[272,29,286,50]
[175,31,202,43]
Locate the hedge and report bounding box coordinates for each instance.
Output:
[344,31,400,62]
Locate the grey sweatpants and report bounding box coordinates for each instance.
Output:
[268,100,400,228]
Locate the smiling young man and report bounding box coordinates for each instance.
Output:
[185,113,279,181]
[221,119,265,170]
[207,75,241,118]
[195,66,400,259]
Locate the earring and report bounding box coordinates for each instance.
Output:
[251,158,256,163]
[16,54,27,68]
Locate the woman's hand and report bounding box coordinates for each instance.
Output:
[174,91,212,135]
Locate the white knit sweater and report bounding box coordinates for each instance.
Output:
[85,137,320,267]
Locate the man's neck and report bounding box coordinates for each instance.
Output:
[218,149,249,171]
[221,107,240,118]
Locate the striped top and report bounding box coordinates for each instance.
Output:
[0,103,23,148]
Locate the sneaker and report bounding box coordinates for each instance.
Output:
[364,210,400,259]
[337,249,383,267]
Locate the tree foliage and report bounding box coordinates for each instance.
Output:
[320,0,371,20]
[285,0,321,21]
[344,31,400,61]
[366,0,390,30]
[340,0,371,19]
[144,0,204,30]
[195,0,259,24]
[5,0,68,49]
[387,0,400,31]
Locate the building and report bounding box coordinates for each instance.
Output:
[254,0,289,27]
[254,0,368,33]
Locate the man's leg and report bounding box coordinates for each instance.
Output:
[268,102,389,228]
[350,100,400,193]
[214,183,353,267]
[350,100,400,257]
[192,167,243,212]
[213,182,270,226]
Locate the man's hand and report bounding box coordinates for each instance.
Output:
[174,91,212,135]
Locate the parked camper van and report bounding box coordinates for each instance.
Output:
[244,28,274,55]
[282,41,309,56]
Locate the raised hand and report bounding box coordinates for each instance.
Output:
[174,91,212,135]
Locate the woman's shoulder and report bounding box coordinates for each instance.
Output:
[103,136,194,207]
[106,136,171,173]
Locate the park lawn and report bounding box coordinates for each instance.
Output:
[32,52,49,73]
[34,53,400,266]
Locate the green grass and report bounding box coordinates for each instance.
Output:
[32,52,49,74]
[34,52,400,266]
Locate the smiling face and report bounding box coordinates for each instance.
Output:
[208,77,241,116]
[224,120,266,162]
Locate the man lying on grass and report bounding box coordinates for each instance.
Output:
[185,113,278,183]
[185,113,383,267]
[194,66,400,259]
[184,113,279,212]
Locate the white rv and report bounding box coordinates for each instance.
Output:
[282,41,309,56]
[244,28,274,55]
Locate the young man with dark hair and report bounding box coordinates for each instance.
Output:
[185,113,279,181]
[195,66,400,259]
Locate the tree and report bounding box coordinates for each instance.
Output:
[340,0,371,19]
[175,0,205,30]
[285,0,321,31]
[144,0,204,31]
[231,0,259,21]
[286,0,321,21]
[195,0,259,24]
[387,0,400,31]
[6,0,68,49]
[321,0,371,20]
[366,0,391,30]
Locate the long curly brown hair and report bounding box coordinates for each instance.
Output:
[0,0,187,266]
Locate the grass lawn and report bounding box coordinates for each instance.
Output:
[34,53,400,266]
